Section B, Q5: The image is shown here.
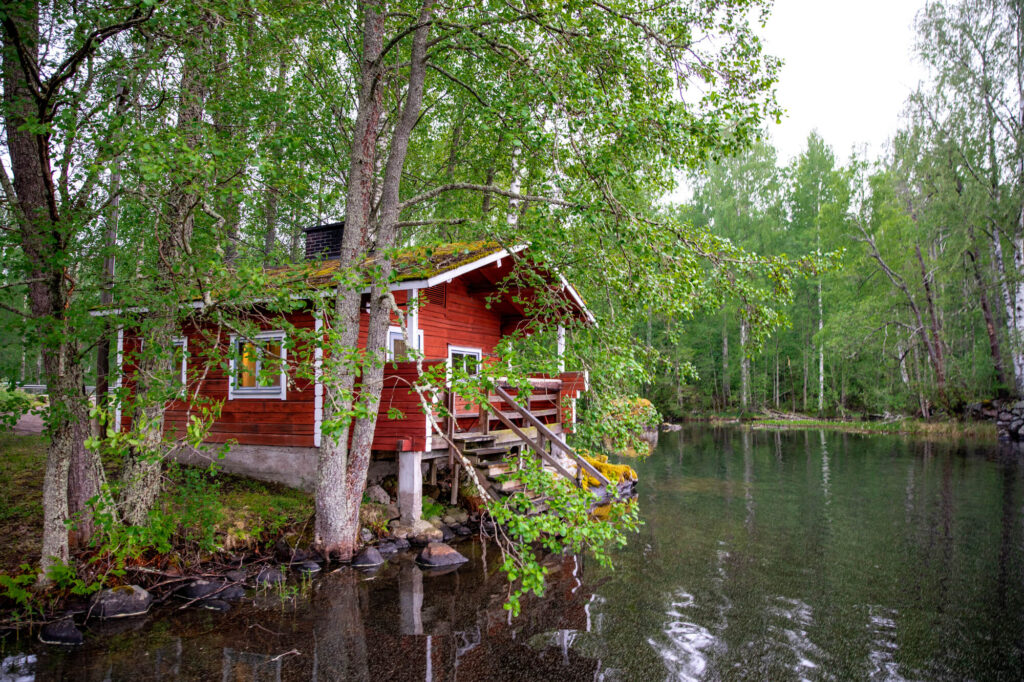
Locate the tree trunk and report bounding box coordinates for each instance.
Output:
[316,1,387,559]
[263,185,279,261]
[968,225,1010,392]
[2,1,102,577]
[1014,5,1024,396]
[95,81,129,416]
[915,242,947,396]
[802,346,808,412]
[774,339,779,408]
[315,1,435,561]
[721,315,730,406]
[817,278,824,414]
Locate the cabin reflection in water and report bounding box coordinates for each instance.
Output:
[21,549,608,681]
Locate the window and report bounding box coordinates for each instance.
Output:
[448,346,482,376]
[171,337,187,392]
[229,331,287,400]
[387,327,424,361]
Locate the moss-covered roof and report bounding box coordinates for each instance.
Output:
[298,240,508,288]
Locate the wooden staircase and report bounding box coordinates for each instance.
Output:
[444,381,612,513]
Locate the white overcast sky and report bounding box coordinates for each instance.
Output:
[760,0,930,165]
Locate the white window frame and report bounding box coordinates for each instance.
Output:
[171,336,187,395]
[448,345,482,376]
[228,330,287,401]
[387,326,424,361]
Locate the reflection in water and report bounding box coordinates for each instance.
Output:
[9,427,1024,681]
[400,561,424,636]
[819,429,831,509]
[1,653,35,682]
[742,429,755,530]
[866,605,904,682]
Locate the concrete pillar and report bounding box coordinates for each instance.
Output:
[399,563,424,635]
[398,450,423,524]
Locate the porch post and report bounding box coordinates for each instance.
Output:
[408,288,420,351]
[398,450,423,524]
[557,324,565,372]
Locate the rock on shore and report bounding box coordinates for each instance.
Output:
[90,585,153,619]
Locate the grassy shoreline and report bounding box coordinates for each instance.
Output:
[686,416,999,441]
[0,432,312,579]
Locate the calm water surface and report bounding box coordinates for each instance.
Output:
[4,426,1024,680]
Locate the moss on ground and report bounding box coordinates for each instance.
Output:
[215,474,312,551]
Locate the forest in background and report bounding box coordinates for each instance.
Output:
[647,1,1024,420]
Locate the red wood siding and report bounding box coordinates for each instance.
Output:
[119,264,581,452]
[121,313,319,448]
[372,360,445,452]
[419,277,502,359]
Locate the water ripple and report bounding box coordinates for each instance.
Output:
[651,591,719,681]
[766,596,830,681]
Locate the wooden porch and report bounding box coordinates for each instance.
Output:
[438,375,620,512]
[378,362,633,523]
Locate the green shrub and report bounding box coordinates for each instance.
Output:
[579,395,661,457]
[422,498,444,519]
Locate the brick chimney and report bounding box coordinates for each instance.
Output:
[303,222,344,261]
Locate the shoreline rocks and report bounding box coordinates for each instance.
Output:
[968,399,1024,441]
[352,546,385,568]
[38,618,83,646]
[256,567,285,586]
[90,585,153,619]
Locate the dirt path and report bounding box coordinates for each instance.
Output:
[12,412,43,435]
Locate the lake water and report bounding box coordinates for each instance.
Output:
[4,426,1024,680]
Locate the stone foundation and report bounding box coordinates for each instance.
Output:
[169,443,320,491]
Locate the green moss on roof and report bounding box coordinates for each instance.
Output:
[299,240,506,287]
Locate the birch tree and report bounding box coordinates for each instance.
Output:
[0,0,153,582]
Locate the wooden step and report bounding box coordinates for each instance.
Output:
[478,462,513,477]
[494,477,522,492]
[465,453,500,467]
[486,392,557,403]
[452,432,496,443]
[470,441,525,456]
[488,408,559,421]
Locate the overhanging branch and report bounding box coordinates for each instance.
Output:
[398,183,579,213]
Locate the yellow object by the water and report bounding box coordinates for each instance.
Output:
[579,450,638,489]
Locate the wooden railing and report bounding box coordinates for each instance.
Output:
[488,385,611,489]
[439,373,609,503]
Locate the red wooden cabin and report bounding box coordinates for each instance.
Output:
[112,223,602,522]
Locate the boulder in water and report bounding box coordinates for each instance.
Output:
[416,542,469,568]
[256,567,285,586]
[352,546,385,568]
